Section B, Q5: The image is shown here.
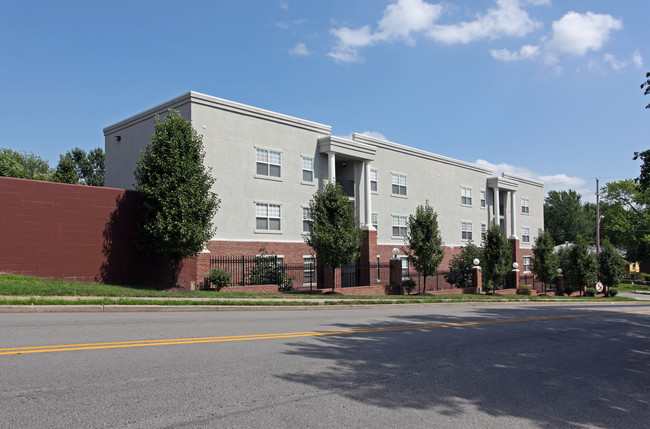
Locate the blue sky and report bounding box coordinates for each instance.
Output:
[1,0,647,201]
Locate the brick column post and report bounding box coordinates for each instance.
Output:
[556,273,564,296]
[512,263,520,292]
[359,228,377,285]
[509,237,520,269]
[390,258,402,295]
[472,265,482,294]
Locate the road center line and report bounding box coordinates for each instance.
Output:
[2,309,648,356]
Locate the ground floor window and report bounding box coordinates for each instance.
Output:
[523,256,531,273]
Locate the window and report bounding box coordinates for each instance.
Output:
[304,257,315,285]
[256,203,281,231]
[392,215,407,237]
[376,256,381,281]
[480,190,486,208]
[481,223,487,242]
[302,157,314,183]
[256,148,281,178]
[521,198,530,214]
[522,227,530,244]
[302,207,312,233]
[400,257,409,279]
[391,173,407,196]
[461,187,472,206]
[371,213,378,230]
[462,222,472,240]
[523,256,531,273]
[370,169,378,192]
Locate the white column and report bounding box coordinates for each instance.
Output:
[493,187,500,226]
[364,161,373,229]
[328,152,336,183]
[510,191,517,238]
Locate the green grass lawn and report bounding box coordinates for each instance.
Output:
[0,274,636,305]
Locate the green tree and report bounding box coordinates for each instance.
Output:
[600,179,650,262]
[482,222,512,292]
[598,240,625,295]
[634,72,650,190]
[53,147,105,186]
[0,148,53,181]
[405,200,444,293]
[565,235,598,295]
[531,230,559,293]
[305,182,363,292]
[445,241,482,289]
[134,109,220,286]
[544,190,596,245]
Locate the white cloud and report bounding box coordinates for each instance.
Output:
[632,49,644,68]
[327,0,540,62]
[429,0,542,45]
[491,11,623,69]
[475,159,589,197]
[582,50,645,73]
[279,1,288,10]
[290,42,310,56]
[526,0,550,5]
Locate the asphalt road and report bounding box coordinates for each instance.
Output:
[1,303,649,428]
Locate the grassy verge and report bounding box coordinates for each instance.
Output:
[0,275,636,305]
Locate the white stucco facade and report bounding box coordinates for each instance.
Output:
[104,91,544,257]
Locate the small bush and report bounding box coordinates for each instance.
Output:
[607,287,618,297]
[643,273,650,282]
[483,280,494,293]
[402,278,416,294]
[585,287,596,297]
[206,267,231,291]
[517,285,532,295]
[563,284,575,296]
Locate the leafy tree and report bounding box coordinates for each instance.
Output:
[600,179,650,262]
[445,241,482,289]
[565,235,598,295]
[598,240,625,295]
[53,147,105,186]
[531,230,559,293]
[634,72,650,190]
[405,201,444,293]
[246,248,294,291]
[134,109,220,286]
[0,148,53,181]
[482,222,512,292]
[544,190,596,245]
[305,182,363,292]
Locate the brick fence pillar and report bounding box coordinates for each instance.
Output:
[389,258,402,294]
[472,265,482,294]
[556,273,564,295]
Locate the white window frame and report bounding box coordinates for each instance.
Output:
[523,256,532,273]
[301,156,314,184]
[302,206,312,233]
[391,172,407,197]
[392,215,408,238]
[461,221,473,241]
[461,186,472,206]
[522,227,531,244]
[521,198,530,215]
[370,169,378,193]
[481,223,487,242]
[255,202,282,233]
[480,190,486,208]
[371,212,378,231]
[303,256,315,286]
[255,147,282,180]
[399,256,409,279]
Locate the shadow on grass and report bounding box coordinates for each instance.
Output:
[277,305,650,427]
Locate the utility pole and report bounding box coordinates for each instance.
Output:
[596,178,600,254]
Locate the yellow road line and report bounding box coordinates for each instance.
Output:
[2,309,648,356]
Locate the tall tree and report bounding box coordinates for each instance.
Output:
[531,230,559,294]
[598,240,625,295]
[445,241,482,290]
[544,190,595,245]
[405,200,444,293]
[482,222,512,292]
[306,182,363,292]
[134,109,220,286]
[53,147,105,186]
[634,72,650,190]
[600,179,650,262]
[0,148,52,181]
[565,235,598,295]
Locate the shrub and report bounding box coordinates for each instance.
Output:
[206,267,231,291]
[483,280,494,293]
[517,285,532,295]
[585,287,596,297]
[607,287,618,297]
[563,284,575,296]
[643,273,650,282]
[402,278,416,295]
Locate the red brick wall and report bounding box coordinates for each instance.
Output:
[0,177,193,288]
